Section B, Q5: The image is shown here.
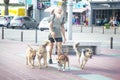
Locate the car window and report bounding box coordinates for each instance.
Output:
[5,17,11,20]
[0,17,5,20]
[23,17,31,21]
[42,17,50,22]
[14,17,22,20]
[8,16,13,20]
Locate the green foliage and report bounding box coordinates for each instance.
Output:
[104,23,110,29]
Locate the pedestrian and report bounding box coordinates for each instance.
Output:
[48,7,66,64]
[109,17,113,27]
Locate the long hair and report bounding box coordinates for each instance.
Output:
[54,7,63,16]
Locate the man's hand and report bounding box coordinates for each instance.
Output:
[63,37,66,44]
[51,31,56,39]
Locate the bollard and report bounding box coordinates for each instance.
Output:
[102,26,104,34]
[21,31,23,42]
[35,28,38,43]
[114,27,116,34]
[2,27,4,39]
[91,26,93,33]
[81,26,82,32]
[110,37,113,49]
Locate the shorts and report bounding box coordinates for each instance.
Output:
[49,37,63,43]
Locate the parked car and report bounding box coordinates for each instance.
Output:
[0,15,13,27]
[38,17,50,31]
[38,17,67,31]
[9,16,38,29]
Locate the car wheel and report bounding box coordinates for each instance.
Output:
[12,27,14,29]
[6,23,10,28]
[40,28,44,31]
[22,24,26,29]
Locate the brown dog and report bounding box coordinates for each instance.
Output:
[56,48,70,71]
[26,45,36,68]
[73,42,93,69]
[37,41,50,69]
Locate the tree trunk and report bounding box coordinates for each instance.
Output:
[4,3,9,15]
[4,0,9,15]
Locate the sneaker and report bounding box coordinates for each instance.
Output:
[49,59,53,64]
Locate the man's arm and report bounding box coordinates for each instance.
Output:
[61,24,66,43]
[49,21,55,38]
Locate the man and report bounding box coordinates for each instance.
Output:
[48,7,66,64]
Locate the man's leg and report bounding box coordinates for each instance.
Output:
[56,42,62,56]
[49,42,54,64]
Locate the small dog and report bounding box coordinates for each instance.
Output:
[37,41,50,69]
[56,48,70,71]
[26,45,36,68]
[73,42,93,69]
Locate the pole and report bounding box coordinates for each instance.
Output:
[114,27,116,34]
[33,0,37,19]
[81,26,82,32]
[24,0,27,16]
[2,27,4,39]
[33,0,38,43]
[35,28,37,43]
[102,26,104,34]
[110,37,113,49]
[67,0,73,40]
[21,31,23,42]
[91,25,93,33]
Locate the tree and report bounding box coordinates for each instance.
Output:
[4,0,9,15]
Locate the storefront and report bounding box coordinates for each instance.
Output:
[90,1,120,26]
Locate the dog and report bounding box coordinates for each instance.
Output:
[56,48,70,71]
[37,41,50,69]
[73,42,93,69]
[26,45,36,68]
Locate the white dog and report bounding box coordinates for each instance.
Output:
[73,42,93,69]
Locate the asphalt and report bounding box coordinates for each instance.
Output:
[0,26,120,80]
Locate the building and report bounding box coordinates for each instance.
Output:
[90,1,120,26]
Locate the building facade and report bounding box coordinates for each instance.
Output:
[90,1,120,26]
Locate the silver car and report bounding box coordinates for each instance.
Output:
[10,16,38,29]
[0,15,13,27]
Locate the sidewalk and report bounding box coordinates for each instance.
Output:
[0,39,120,80]
[0,26,120,49]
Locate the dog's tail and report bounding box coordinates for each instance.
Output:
[43,40,50,47]
[27,45,33,50]
[73,42,81,58]
[73,42,80,53]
